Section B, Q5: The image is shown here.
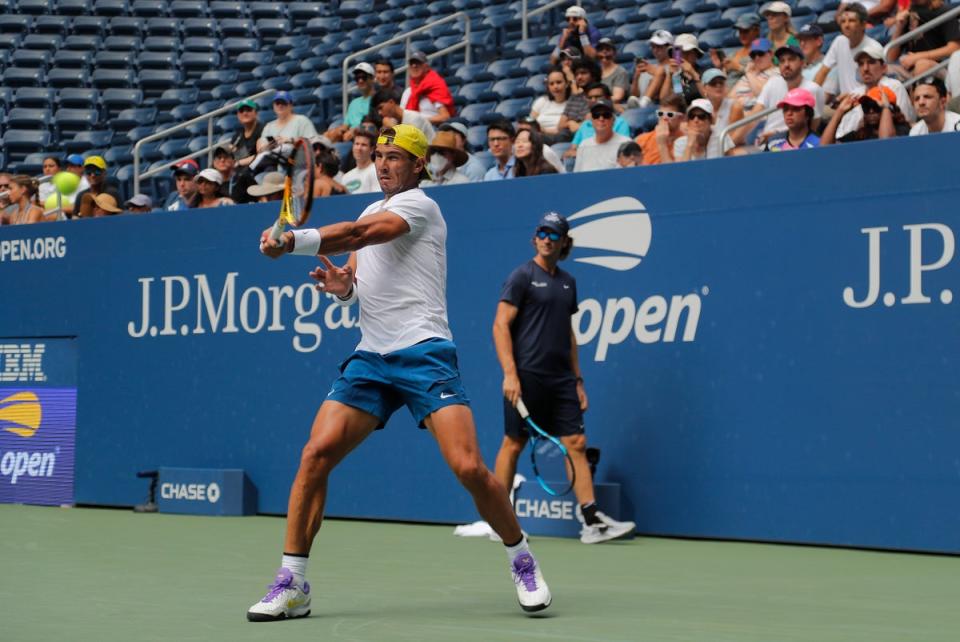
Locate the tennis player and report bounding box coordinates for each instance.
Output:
[249,124,551,621]
[493,212,636,544]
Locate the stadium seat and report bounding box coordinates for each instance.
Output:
[195,69,236,90]
[103,35,142,52]
[93,68,136,89]
[62,129,114,153]
[103,145,134,165]
[0,86,11,109]
[454,63,495,84]
[649,15,685,32]
[2,129,51,163]
[56,0,93,15]
[130,0,167,17]
[181,51,220,79]
[459,102,497,125]
[138,50,177,69]
[113,106,158,130]
[5,107,53,131]
[170,0,207,17]
[155,86,199,109]
[214,112,238,133]
[0,15,31,35]
[0,33,21,50]
[519,54,551,76]
[685,11,720,31]
[138,69,182,98]
[110,16,146,36]
[13,87,56,109]
[2,66,43,87]
[55,108,99,140]
[236,50,273,71]
[102,88,143,115]
[458,81,495,102]
[183,17,217,37]
[72,17,109,37]
[142,36,179,51]
[273,34,310,55]
[210,0,245,19]
[63,35,102,51]
[47,67,89,88]
[96,50,134,69]
[638,1,669,19]
[51,49,91,69]
[466,124,487,151]
[183,36,218,52]
[220,18,254,37]
[95,0,130,17]
[11,48,52,68]
[22,34,63,52]
[495,97,533,120]
[256,18,290,43]
[288,2,324,27]
[16,152,49,175]
[146,17,178,36]
[58,87,100,110]
[305,16,340,36]
[698,28,739,50]
[34,16,71,36]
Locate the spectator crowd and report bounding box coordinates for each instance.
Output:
[2,2,958,226]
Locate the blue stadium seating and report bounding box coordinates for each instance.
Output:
[2,129,50,163]
[55,108,99,140]
[56,0,92,16]
[58,88,99,110]
[47,66,89,88]
[6,107,53,130]
[63,129,113,153]
[13,87,56,109]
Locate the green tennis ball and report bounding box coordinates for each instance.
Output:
[52,171,80,195]
[44,192,75,211]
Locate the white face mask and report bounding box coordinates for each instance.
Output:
[428,154,448,175]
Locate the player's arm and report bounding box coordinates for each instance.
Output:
[262,210,410,258]
[569,326,588,412]
[493,301,522,405]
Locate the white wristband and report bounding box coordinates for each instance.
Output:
[290,229,322,256]
[336,283,358,306]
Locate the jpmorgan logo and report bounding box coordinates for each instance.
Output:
[0,391,42,438]
[843,224,954,308]
[566,197,703,361]
[0,344,46,382]
[568,197,652,271]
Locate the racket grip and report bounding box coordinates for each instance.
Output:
[515,398,530,419]
[269,219,284,242]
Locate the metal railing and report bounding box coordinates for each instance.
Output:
[522,0,579,41]
[719,106,777,150]
[903,57,952,88]
[133,88,273,195]
[884,5,960,61]
[341,12,472,116]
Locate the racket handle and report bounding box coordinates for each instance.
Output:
[515,398,530,419]
[269,219,284,242]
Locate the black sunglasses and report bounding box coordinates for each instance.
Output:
[536,229,562,241]
[84,167,105,176]
[688,111,711,121]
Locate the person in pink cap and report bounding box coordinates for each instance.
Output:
[764,88,821,150]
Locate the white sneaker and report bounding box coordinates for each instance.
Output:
[511,552,551,613]
[246,568,311,622]
[579,511,636,544]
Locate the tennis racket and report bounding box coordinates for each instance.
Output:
[515,398,576,497]
[268,137,315,242]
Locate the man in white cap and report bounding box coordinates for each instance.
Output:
[325,62,377,143]
[831,41,915,140]
[551,5,601,64]
[814,3,880,97]
[124,194,154,213]
[669,99,734,161]
[630,30,673,108]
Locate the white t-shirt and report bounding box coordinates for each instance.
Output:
[354,188,453,354]
[341,162,381,194]
[835,77,916,139]
[909,111,960,136]
[259,114,318,143]
[756,77,825,135]
[672,130,735,160]
[823,35,881,95]
[401,109,436,142]
[531,96,567,131]
[573,133,632,172]
[400,88,441,118]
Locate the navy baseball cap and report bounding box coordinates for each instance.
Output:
[798,23,823,38]
[273,91,293,104]
[538,212,570,236]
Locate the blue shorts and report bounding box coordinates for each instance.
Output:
[327,338,470,429]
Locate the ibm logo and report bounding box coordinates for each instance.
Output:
[0,344,46,383]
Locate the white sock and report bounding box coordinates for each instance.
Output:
[504,536,531,563]
[282,554,308,584]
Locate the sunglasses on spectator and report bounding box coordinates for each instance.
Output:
[688,111,710,121]
[84,167,104,176]
[273,100,291,106]
[861,103,882,113]
[536,229,562,241]
[657,110,681,118]
[354,73,370,80]
[408,60,424,66]
[592,112,613,120]
[238,106,255,113]
[0,183,9,189]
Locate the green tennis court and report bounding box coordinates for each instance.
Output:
[2,504,957,642]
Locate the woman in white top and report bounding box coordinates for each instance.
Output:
[37,156,61,205]
[530,68,571,143]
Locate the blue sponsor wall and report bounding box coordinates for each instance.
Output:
[1,135,958,552]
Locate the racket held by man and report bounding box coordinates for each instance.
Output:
[268,137,316,242]
[515,398,576,496]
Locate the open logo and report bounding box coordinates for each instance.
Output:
[0,391,42,438]
[568,197,652,271]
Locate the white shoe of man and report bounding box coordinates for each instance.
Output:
[246,568,311,622]
[578,510,636,544]
[511,552,552,612]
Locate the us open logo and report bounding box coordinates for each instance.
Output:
[565,196,704,361]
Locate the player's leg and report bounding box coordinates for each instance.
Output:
[425,404,551,612]
[493,434,527,496]
[560,432,596,505]
[247,400,379,622]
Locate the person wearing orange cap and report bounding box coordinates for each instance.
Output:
[764,88,820,150]
[821,86,906,144]
[250,123,553,622]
